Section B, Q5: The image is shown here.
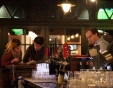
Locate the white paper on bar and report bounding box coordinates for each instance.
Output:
[89,48,98,57]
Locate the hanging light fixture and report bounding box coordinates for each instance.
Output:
[57,0,75,13]
[86,0,97,4]
[90,0,96,2]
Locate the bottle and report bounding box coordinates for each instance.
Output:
[58,74,64,85]
[10,64,17,88]
[18,76,24,88]
[86,61,90,69]
[79,62,82,71]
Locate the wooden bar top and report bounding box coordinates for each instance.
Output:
[24,78,43,88]
[24,78,65,88]
[5,64,36,69]
[4,64,37,78]
[71,55,89,58]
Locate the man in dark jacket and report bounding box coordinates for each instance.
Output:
[23,36,45,64]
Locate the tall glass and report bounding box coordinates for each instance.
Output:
[67,71,74,88]
[31,69,37,81]
[74,71,80,79]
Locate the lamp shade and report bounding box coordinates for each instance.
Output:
[91,0,96,2]
[62,3,71,13]
[57,1,75,13]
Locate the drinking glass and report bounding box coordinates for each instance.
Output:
[67,71,73,88]
[109,71,113,87]
[74,71,80,79]
[31,69,37,80]
[67,71,73,80]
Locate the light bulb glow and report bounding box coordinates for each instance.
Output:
[71,35,74,39]
[62,4,71,13]
[75,34,79,37]
[49,38,52,41]
[57,1,75,13]
[67,37,70,40]
[91,0,96,2]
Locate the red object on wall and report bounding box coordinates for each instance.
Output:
[63,43,68,59]
[45,48,48,58]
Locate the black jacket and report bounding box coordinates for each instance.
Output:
[23,44,45,63]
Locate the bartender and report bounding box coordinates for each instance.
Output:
[23,36,46,64]
[85,28,109,68]
[85,28,109,53]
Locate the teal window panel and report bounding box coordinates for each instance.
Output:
[105,8,113,18]
[78,8,89,20]
[0,3,24,19]
[98,8,108,19]
[0,5,11,18]
[111,15,113,19]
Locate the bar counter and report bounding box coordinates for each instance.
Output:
[70,55,89,71]
[5,64,66,88]
[5,64,36,78]
[24,78,58,88]
[1,64,37,87]
[4,55,89,88]
[5,64,36,69]
[24,78,67,88]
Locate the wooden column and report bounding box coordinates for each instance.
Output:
[41,26,49,48]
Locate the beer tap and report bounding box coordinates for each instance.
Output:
[10,64,16,88]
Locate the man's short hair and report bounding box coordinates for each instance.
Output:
[34,36,44,45]
[86,28,100,37]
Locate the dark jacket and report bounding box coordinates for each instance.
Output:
[23,44,46,63]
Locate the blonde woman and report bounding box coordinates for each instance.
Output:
[1,39,22,67]
[0,39,22,88]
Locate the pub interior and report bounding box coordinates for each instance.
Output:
[0,0,113,88]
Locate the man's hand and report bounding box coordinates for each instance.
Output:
[26,60,36,65]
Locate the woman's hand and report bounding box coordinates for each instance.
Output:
[11,58,19,64]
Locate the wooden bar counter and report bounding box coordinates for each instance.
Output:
[70,55,90,71]
[5,64,36,78]
[24,78,58,88]
[1,64,36,88]
[4,55,89,88]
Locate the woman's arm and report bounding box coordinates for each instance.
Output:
[1,52,12,67]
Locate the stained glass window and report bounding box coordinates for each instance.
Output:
[98,7,113,20]
[0,3,24,18]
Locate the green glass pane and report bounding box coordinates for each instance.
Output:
[98,8,108,19]
[12,29,23,35]
[78,8,89,20]
[0,5,11,18]
[105,8,113,18]
[111,15,113,19]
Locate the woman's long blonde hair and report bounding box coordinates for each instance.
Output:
[4,39,21,58]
